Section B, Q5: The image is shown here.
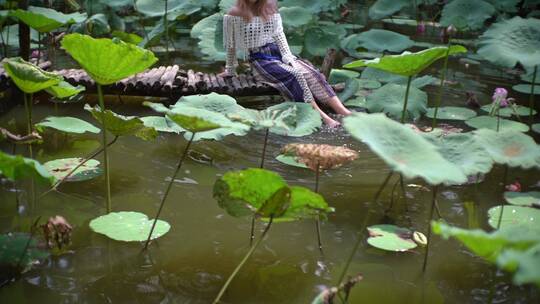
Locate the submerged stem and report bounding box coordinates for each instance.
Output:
[374,172,393,204]
[400,76,413,123]
[314,163,323,252]
[422,185,438,273]
[496,166,509,229]
[431,44,451,128]
[97,84,112,213]
[213,216,274,304]
[143,132,196,250]
[528,65,537,126]
[259,128,269,169]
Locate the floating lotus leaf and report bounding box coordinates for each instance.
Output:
[344,96,367,108]
[488,205,540,231]
[304,24,347,57]
[474,129,540,168]
[90,211,170,242]
[45,81,85,99]
[466,116,529,133]
[426,106,477,121]
[61,33,157,85]
[281,143,358,171]
[191,13,225,61]
[512,84,540,95]
[361,67,407,83]
[478,17,540,68]
[135,0,215,19]
[480,104,537,117]
[141,116,182,133]
[267,102,322,137]
[340,34,366,58]
[366,83,427,120]
[2,57,62,94]
[44,158,102,182]
[280,0,346,14]
[440,0,495,31]
[279,6,313,28]
[228,106,295,132]
[344,113,467,185]
[533,124,540,134]
[0,151,55,184]
[275,154,308,169]
[85,104,158,140]
[522,67,540,83]
[10,6,86,32]
[0,233,49,272]
[368,0,409,20]
[504,192,540,207]
[423,133,493,177]
[497,243,540,287]
[328,69,359,84]
[367,224,417,252]
[111,31,143,45]
[345,46,467,76]
[487,0,519,13]
[356,78,381,89]
[35,116,100,134]
[353,29,414,53]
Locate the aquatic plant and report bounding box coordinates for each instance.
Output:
[35,116,100,135]
[44,158,102,183]
[440,0,495,31]
[351,29,413,53]
[0,232,49,276]
[366,224,425,252]
[61,33,157,213]
[365,83,427,120]
[425,106,477,121]
[89,211,170,242]
[0,150,55,185]
[504,191,540,208]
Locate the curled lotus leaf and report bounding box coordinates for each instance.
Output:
[190,13,226,61]
[480,104,537,117]
[344,46,467,76]
[140,116,183,134]
[111,31,143,45]
[367,224,417,252]
[0,233,49,272]
[344,113,467,185]
[466,116,530,133]
[35,116,100,134]
[61,33,157,85]
[85,104,158,140]
[504,192,540,208]
[478,17,540,68]
[365,83,427,120]
[10,6,86,32]
[532,124,540,134]
[368,0,410,20]
[440,0,496,31]
[473,129,540,169]
[426,106,477,121]
[497,243,540,287]
[0,151,55,184]
[352,29,414,53]
[44,158,102,182]
[2,57,62,94]
[89,211,170,242]
[488,205,540,231]
[45,81,86,99]
[267,102,322,137]
[281,143,358,171]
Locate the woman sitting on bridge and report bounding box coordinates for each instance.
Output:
[218,0,351,128]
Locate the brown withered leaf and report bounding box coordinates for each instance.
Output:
[281,143,358,171]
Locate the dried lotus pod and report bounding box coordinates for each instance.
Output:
[281,143,359,171]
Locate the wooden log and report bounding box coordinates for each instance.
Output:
[208,73,221,92]
[187,70,197,92]
[216,74,229,92]
[202,73,212,92]
[320,48,337,80]
[238,74,250,91]
[151,66,168,91]
[195,72,206,91]
[163,65,180,93]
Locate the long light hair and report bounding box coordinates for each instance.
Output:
[235,0,278,22]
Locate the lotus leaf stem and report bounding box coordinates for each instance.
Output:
[314,163,323,252]
[250,128,271,245]
[422,185,438,273]
[97,84,112,213]
[496,166,509,229]
[213,216,274,304]
[249,216,256,246]
[386,177,400,213]
[374,172,393,203]
[431,45,451,128]
[400,76,413,123]
[496,108,501,132]
[143,132,196,250]
[399,174,407,211]
[23,93,35,206]
[529,65,537,126]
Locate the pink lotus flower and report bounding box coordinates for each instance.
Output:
[492,87,511,108]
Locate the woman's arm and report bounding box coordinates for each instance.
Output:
[223,15,238,76]
[272,14,296,66]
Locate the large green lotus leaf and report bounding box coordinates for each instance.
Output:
[521,67,540,83]
[474,129,540,168]
[361,67,407,83]
[191,13,225,61]
[487,0,519,13]
[367,224,417,252]
[44,158,102,182]
[488,205,540,231]
[61,33,157,85]
[111,30,143,45]
[512,84,540,95]
[466,116,530,133]
[368,0,409,20]
[267,102,322,137]
[45,81,86,99]
[275,154,308,169]
[478,17,540,68]
[353,29,414,53]
[534,124,540,134]
[504,192,540,207]
[356,78,382,90]
[135,0,215,20]
[85,104,158,140]
[345,96,367,108]
[328,69,360,84]
[35,116,100,134]
[426,106,477,121]
[228,106,295,132]
[424,133,493,176]
[219,0,235,12]
[497,243,540,287]
[432,221,540,263]
[277,186,334,222]
[141,116,183,133]
[344,113,467,185]
[10,6,86,32]
[171,92,244,115]
[279,6,313,28]
[0,151,55,184]
[0,233,49,272]
[480,104,537,117]
[90,211,170,242]
[280,0,347,14]
[366,83,427,120]
[304,24,347,57]
[440,0,495,31]
[2,57,62,94]
[213,168,288,218]
[345,46,467,76]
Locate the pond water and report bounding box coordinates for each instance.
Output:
[1,11,540,304]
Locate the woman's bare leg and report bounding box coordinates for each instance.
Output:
[326,96,352,116]
[311,101,340,128]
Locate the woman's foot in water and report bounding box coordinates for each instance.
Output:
[324,117,341,128]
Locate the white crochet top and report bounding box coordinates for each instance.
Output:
[223,13,295,75]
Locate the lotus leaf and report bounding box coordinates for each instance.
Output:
[344,113,467,185]
[45,81,86,99]
[279,7,313,28]
[141,116,183,133]
[368,0,409,20]
[111,30,143,45]
[361,67,407,83]
[497,243,540,287]
[279,186,333,222]
[135,0,215,19]
[281,143,358,171]
[35,116,100,134]
[280,0,346,14]
[191,13,226,61]
[426,106,477,121]
[474,129,540,168]
[440,0,495,31]
[366,83,428,120]
[304,24,346,57]
[328,69,359,84]
[512,84,540,95]
[367,224,417,252]
[487,0,519,13]
[533,124,540,134]
[0,233,49,271]
[504,192,540,207]
[478,17,540,68]
[256,186,291,218]
[480,104,537,117]
[44,158,102,182]
[219,0,235,12]
[344,46,467,76]
[353,29,414,53]
[0,151,55,184]
[267,102,322,137]
[2,57,62,94]
[488,205,540,231]
[61,33,157,85]
[89,211,170,242]
[228,106,295,132]
[340,34,366,59]
[10,6,86,32]
[466,116,529,133]
[71,13,111,37]
[85,104,158,140]
[356,78,381,90]
[344,96,367,108]
[522,67,540,83]
[275,154,308,169]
